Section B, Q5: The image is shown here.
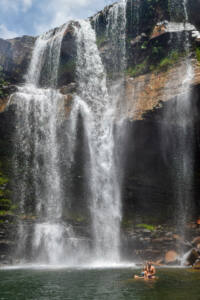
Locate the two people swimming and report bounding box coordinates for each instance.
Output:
[134,261,156,280]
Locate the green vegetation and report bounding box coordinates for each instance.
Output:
[60,59,75,74]
[127,50,185,78]
[0,65,8,98]
[0,162,16,221]
[136,223,156,231]
[0,210,13,216]
[126,59,148,77]
[96,35,106,48]
[154,50,181,72]
[121,219,133,228]
[196,46,200,63]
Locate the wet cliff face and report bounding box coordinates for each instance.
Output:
[188,0,200,30]
[0,36,36,84]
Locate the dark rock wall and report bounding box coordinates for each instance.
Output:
[0,36,36,84]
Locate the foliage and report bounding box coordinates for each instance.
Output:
[0,65,8,98]
[126,59,148,77]
[0,162,16,219]
[136,223,156,231]
[96,35,106,48]
[127,50,184,78]
[0,210,13,216]
[196,47,200,63]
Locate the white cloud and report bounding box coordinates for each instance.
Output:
[0,0,32,12]
[34,0,97,35]
[22,0,32,11]
[0,24,19,39]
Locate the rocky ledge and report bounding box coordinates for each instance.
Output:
[122,222,200,267]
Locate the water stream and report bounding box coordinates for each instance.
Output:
[73,19,121,262]
[11,24,81,265]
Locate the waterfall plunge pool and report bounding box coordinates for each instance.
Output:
[0,267,200,299]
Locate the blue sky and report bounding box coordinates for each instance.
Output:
[0,0,116,39]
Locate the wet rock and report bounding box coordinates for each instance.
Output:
[0,36,36,84]
[165,250,178,264]
[185,249,200,266]
[197,244,200,250]
[188,0,200,30]
[60,82,76,95]
[193,259,200,270]
[192,236,200,246]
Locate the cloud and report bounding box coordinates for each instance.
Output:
[0,24,19,39]
[0,0,32,13]
[0,0,116,38]
[22,0,33,12]
[34,0,113,35]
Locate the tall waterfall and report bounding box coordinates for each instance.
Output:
[9,0,128,265]
[12,24,84,265]
[73,19,122,262]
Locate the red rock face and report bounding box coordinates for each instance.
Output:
[125,59,200,120]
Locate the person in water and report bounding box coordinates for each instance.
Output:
[134,261,156,279]
[144,262,156,279]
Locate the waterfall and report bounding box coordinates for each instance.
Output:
[106,0,127,75]
[9,0,128,266]
[11,23,86,265]
[73,19,122,262]
[162,0,194,243]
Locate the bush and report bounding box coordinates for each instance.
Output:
[136,223,156,231]
[196,47,200,63]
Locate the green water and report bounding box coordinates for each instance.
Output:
[0,268,200,300]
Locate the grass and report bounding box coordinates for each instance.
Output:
[126,59,148,77]
[196,47,200,63]
[0,210,13,216]
[127,50,184,78]
[136,223,156,231]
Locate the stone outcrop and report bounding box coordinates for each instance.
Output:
[125,59,200,120]
[188,0,200,30]
[0,36,36,84]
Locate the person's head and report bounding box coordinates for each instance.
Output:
[147,262,152,271]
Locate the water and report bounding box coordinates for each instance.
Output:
[9,0,128,265]
[106,0,127,75]
[73,19,121,262]
[162,0,194,243]
[0,268,200,299]
[11,23,80,264]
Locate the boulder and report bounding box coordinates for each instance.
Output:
[165,250,178,264]
[60,82,76,95]
[192,236,200,246]
[193,259,200,270]
[185,249,200,266]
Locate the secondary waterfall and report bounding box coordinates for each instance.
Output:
[72,19,122,262]
[163,0,194,242]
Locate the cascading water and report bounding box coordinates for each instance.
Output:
[106,0,127,75]
[11,23,86,265]
[72,19,122,263]
[163,0,194,243]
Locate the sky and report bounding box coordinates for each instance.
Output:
[0,0,116,39]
